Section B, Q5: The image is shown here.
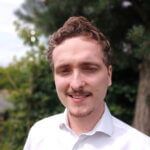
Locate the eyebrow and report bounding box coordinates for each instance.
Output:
[55,61,102,68]
[80,62,101,67]
[54,64,70,71]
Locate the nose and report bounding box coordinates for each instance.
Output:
[70,70,85,90]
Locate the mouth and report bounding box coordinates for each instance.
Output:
[67,92,92,102]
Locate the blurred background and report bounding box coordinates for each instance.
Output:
[0,0,27,67]
[0,0,150,149]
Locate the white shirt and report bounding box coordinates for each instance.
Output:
[24,104,150,150]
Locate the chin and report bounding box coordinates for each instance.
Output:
[68,109,93,118]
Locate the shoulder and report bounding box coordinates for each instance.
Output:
[34,113,63,127]
[24,113,64,149]
[112,116,150,147]
[29,113,64,136]
[112,116,149,137]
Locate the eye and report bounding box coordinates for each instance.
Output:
[82,65,99,73]
[56,66,71,76]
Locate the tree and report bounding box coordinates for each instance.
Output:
[128,25,150,135]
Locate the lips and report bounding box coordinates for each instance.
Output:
[69,93,91,98]
[67,91,92,102]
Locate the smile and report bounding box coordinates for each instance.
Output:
[70,95,88,99]
[67,92,92,102]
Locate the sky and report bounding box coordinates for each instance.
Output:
[0,0,29,67]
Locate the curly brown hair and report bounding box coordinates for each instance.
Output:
[47,16,112,68]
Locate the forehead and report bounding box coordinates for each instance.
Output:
[52,36,105,67]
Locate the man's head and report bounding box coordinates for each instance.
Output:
[47,16,112,69]
[47,16,112,119]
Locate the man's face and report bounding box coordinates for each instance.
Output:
[53,36,112,118]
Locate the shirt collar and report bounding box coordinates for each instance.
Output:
[91,104,114,136]
[59,103,114,137]
[59,109,70,130]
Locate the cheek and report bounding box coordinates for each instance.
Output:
[54,76,68,92]
[90,75,109,86]
[89,75,110,93]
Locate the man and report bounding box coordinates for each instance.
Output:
[24,16,150,150]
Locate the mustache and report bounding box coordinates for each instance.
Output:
[66,89,92,96]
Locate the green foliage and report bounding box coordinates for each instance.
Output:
[128,25,145,43]
[0,51,64,149]
[14,21,40,46]
[0,67,10,89]
[127,25,150,60]
[107,83,136,124]
[0,63,28,90]
[0,36,63,149]
[106,62,138,124]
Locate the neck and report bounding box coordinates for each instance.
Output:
[67,103,105,135]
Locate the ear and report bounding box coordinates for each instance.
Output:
[107,65,112,86]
